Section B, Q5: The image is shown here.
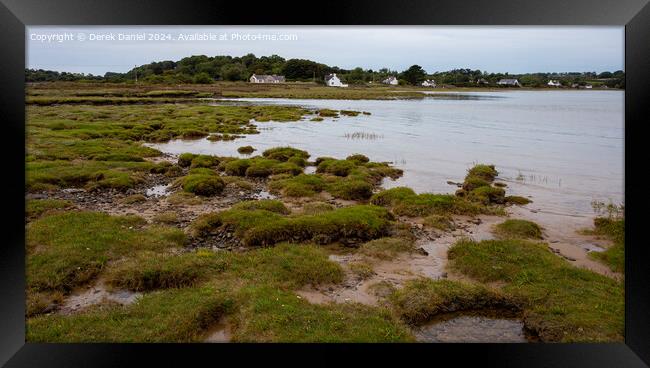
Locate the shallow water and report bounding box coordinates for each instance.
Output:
[148,91,623,216]
[146,184,170,197]
[415,315,528,343]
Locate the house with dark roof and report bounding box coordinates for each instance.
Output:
[249,74,286,83]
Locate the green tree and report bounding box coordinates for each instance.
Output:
[400,65,426,85]
[193,72,213,84]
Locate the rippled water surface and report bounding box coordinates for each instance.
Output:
[148,91,623,216]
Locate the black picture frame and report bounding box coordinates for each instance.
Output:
[1,0,648,366]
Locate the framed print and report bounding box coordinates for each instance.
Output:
[1,0,649,366]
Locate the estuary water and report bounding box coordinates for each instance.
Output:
[148,91,624,217]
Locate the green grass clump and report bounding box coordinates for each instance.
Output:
[505,196,532,205]
[26,211,186,294]
[317,109,339,117]
[178,153,197,167]
[423,214,455,231]
[390,279,519,325]
[448,239,624,342]
[237,145,256,154]
[225,157,303,178]
[106,250,228,291]
[349,262,375,279]
[224,159,252,176]
[230,243,344,288]
[26,160,153,191]
[359,237,416,260]
[26,199,73,219]
[327,179,374,200]
[269,174,327,197]
[152,211,179,224]
[371,187,499,217]
[456,164,507,204]
[268,158,401,200]
[243,205,392,247]
[301,202,335,215]
[262,147,310,162]
[231,199,290,215]
[346,154,370,164]
[244,158,277,177]
[231,285,412,342]
[119,194,147,204]
[468,185,506,204]
[494,219,543,239]
[192,204,392,247]
[467,164,498,182]
[27,283,235,342]
[317,159,356,176]
[181,174,225,196]
[189,154,220,168]
[287,156,307,167]
[588,217,624,273]
[190,209,283,238]
[340,110,361,117]
[369,187,416,207]
[462,176,491,191]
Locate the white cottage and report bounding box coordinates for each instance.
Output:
[547,80,562,87]
[249,74,286,83]
[324,73,348,87]
[421,79,436,87]
[382,76,399,85]
[497,78,521,87]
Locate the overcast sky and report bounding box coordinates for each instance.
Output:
[26,26,624,75]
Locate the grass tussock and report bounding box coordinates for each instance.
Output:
[493,219,543,239]
[26,199,73,219]
[26,211,186,294]
[359,237,416,260]
[370,187,503,217]
[27,283,235,342]
[191,204,393,247]
[390,279,520,325]
[587,217,624,273]
[505,195,532,205]
[455,164,507,204]
[269,157,403,201]
[105,250,228,291]
[237,145,256,154]
[448,238,624,342]
[179,173,225,196]
[231,285,412,342]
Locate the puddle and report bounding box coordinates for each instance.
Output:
[253,190,276,200]
[204,318,231,343]
[415,314,528,343]
[304,166,317,174]
[59,280,141,314]
[146,184,170,197]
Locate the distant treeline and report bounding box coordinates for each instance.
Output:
[25,54,625,88]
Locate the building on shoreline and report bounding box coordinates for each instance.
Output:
[325,73,348,87]
[497,78,521,87]
[421,79,436,87]
[249,74,286,83]
[382,76,399,85]
[547,80,562,87]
